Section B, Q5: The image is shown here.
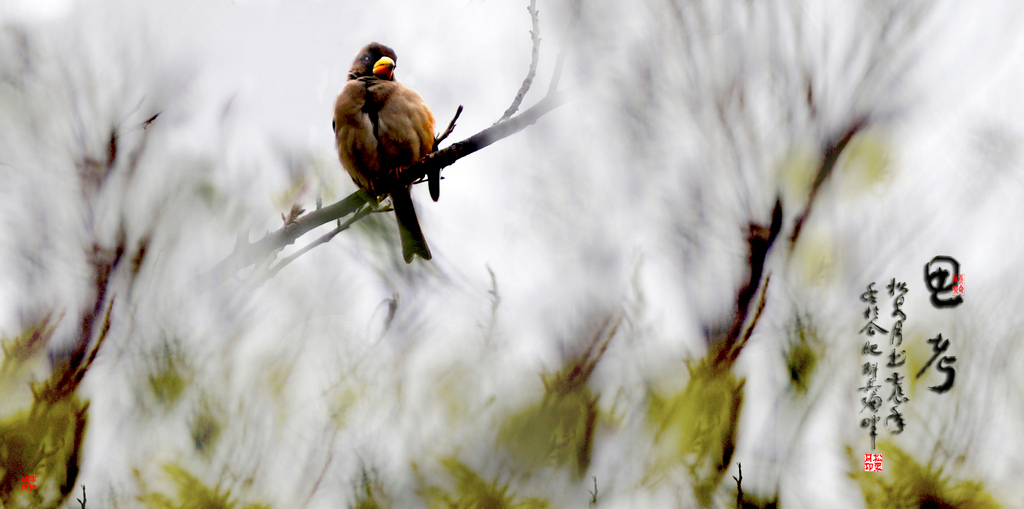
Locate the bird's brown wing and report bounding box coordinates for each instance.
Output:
[333,79,380,195]
[373,82,435,174]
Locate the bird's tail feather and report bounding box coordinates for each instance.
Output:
[391,187,431,263]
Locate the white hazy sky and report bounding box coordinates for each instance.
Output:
[4,1,1024,507]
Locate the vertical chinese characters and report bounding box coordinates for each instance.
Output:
[919,256,959,393]
[885,279,908,434]
[859,282,886,450]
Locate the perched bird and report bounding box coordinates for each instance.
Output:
[333,42,435,262]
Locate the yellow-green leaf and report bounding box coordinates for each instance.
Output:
[851,443,999,509]
[646,358,744,505]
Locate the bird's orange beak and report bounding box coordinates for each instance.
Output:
[373,56,395,79]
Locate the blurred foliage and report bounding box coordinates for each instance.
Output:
[791,233,838,287]
[647,357,744,506]
[420,458,549,509]
[353,470,391,509]
[149,343,189,406]
[498,316,618,480]
[190,400,223,456]
[778,148,818,204]
[851,443,999,509]
[0,395,88,508]
[841,132,891,195]
[498,376,598,480]
[785,315,821,395]
[136,464,271,509]
[0,315,89,509]
[740,494,778,509]
[0,314,59,393]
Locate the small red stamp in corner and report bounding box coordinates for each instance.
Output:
[863,453,883,472]
[21,475,38,491]
[952,274,964,296]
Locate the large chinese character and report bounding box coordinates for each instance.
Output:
[915,334,957,393]
[924,256,963,308]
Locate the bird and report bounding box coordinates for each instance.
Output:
[333,42,435,262]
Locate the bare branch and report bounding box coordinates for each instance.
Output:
[789,117,868,246]
[711,199,782,368]
[397,89,570,189]
[141,112,160,130]
[262,205,372,280]
[725,273,771,366]
[498,0,541,122]
[201,190,370,288]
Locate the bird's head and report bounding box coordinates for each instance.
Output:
[348,42,398,80]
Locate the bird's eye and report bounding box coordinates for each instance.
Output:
[362,55,372,63]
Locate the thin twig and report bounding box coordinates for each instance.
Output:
[733,464,742,508]
[433,105,464,151]
[499,0,541,122]
[201,190,370,287]
[589,476,598,505]
[789,117,867,246]
[548,0,584,97]
[300,432,338,509]
[427,105,463,201]
[396,89,570,189]
[713,199,782,367]
[264,205,372,279]
[725,273,771,366]
[547,47,568,97]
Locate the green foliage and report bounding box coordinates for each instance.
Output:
[841,132,891,194]
[137,464,271,509]
[646,358,744,506]
[785,316,820,394]
[778,148,817,202]
[740,496,778,509]
[0,316,89,509]
[420,458,549,509]
[497,317,618,480]
[0,314,58,390]
[149,344,188,406]
[497,378,598,480]
[851,443,999,509]
[353,473,390,509]
[0,395,88,508]
[190,401,222,456]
